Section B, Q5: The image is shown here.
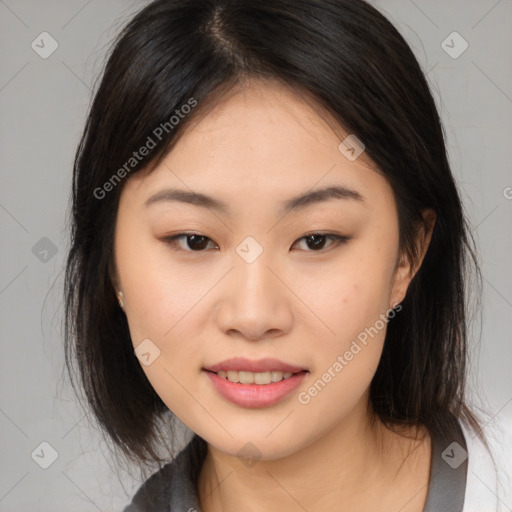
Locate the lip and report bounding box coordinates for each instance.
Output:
[203,357,307,374]
[203,370,308,408]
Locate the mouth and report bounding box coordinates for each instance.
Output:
[203,368,308,385]
[202,357,309,386]
[202,366,309,408]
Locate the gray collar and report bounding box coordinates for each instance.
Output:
[124,421,468,512]
[423,419,468,511]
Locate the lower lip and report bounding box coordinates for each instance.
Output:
[203,370,308,408]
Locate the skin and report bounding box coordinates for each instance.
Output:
[112,78,436,512]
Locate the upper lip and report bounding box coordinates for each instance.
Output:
[203,357,308,374]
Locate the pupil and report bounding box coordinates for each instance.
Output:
[188,235,208,250]
[307,234,326,250]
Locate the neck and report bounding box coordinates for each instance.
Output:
[197,396,430,512]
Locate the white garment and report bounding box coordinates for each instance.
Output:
[461,415,512,511]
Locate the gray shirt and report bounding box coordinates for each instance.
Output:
[123,420,468,511]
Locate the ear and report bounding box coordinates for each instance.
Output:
[389,209,436,307]
[108,256,120,292]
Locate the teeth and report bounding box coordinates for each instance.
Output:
[216,370,295,384]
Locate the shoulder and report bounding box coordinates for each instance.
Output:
[121,436,206,512]
[121,460,175,512]
[461,416,512,512]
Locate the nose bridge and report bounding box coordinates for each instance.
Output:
[233,238,277,300]
[215,237,292,339]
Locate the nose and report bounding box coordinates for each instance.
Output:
[215,255,294,341]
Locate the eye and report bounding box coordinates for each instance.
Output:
[162,232,350,253]
[292,233,350,252]
[163,233,218,252]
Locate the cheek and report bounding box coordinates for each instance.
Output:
[116,228,193,338]
[298,251,396,349]
[291,245,397,410]
[124,266,202,366]
[118,250,208,415]
[295,269,394,423]
[118,236,222,400]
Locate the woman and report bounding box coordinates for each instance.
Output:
[64,0,500,510]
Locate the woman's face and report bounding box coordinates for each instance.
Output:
[113,80,415,459]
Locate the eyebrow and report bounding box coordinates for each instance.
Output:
[144,184,364,215]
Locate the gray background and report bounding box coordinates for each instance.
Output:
[1,0,511,510]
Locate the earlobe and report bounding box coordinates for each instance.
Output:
[117,291,125,310]
[108,257,123,306]
[389,253,412,307]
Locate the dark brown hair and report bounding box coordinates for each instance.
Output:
[64,0,487,473]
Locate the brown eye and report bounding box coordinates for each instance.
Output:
[164,233,217,251]
[162,232,350,253]
[293,233,350,252]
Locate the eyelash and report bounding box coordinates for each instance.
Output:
[162,232,351,254]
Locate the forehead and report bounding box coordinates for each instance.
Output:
[121,80,393,215]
